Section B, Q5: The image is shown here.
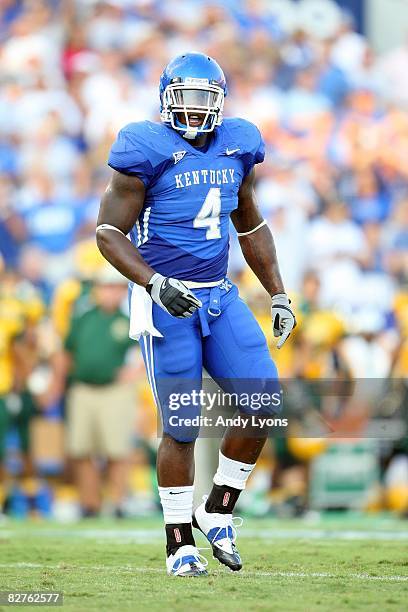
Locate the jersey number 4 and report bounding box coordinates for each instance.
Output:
[193,188,221,240]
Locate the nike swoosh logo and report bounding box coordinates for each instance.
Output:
[240,468,252,472]
[169,491,186,495]
[226,148,240,155]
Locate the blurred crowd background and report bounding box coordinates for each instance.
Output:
[0,0,407,521]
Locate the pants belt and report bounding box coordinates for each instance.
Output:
[182,278,224,289]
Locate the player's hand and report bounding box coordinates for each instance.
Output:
[271,293,297,349]
[146,273,202,318]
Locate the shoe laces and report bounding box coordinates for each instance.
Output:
[197,552,209,568]
[213,514,243,544]
[202,495,243,544]
[182,544,208,568]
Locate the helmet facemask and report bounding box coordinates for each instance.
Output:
[161,78,225,140]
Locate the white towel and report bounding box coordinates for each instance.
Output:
[129,283,163,340]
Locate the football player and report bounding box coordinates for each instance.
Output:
[96,53,296,577]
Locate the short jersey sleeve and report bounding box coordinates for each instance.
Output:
[108,126,154,187]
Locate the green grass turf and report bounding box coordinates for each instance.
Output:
[0,516,407,612]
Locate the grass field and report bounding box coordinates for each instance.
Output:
[0,515,407,611]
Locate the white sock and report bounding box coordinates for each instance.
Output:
[213,451,256,491]
[158,485,194,524]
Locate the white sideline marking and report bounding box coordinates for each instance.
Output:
[2,527,407,542]
[0,563,407,583]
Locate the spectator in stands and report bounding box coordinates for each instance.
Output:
[49,265,136,517]
[0,259,44,494]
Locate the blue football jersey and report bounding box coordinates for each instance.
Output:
[108,118,264,282]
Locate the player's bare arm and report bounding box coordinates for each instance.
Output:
[97,170,201,318]
[97,171,154,287]
[232,168,285,296]
[232,169,297,348]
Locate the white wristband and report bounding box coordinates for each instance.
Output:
[236,219,267,237]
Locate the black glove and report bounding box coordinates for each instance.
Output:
[146,273,202,318]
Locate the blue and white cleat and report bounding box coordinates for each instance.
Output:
[166,545,208,577]
[193,502,243,571]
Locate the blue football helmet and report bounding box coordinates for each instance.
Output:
[160,52,227,139]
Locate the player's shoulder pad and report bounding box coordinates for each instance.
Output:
[108,121,173,185]
[222,117,264,157]
[111,121,169,154]
[221,117,265,171]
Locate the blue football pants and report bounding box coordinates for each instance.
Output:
[139,281,280,441]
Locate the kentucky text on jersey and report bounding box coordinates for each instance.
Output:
[108,118,265,283]
[175,169,235,189]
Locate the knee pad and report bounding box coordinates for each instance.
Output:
[162,419,200,443]
[161,387,202,443]
[217,374,282,417]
